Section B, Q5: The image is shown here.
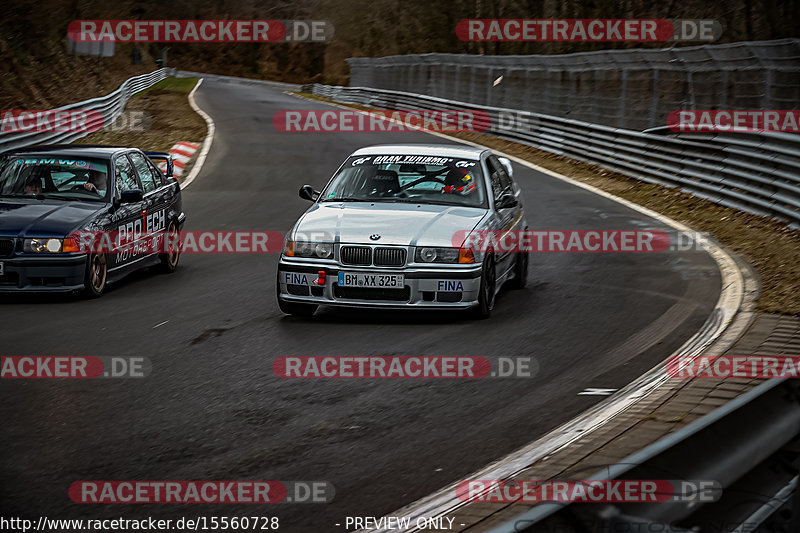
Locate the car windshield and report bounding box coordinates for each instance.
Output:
[0,155,111,202]
[321,154,487,208]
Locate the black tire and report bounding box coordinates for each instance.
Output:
[472,254,496,319]
[83,253,107,298]
[158,220,181,274]
[276,271,318,317]
[509,250,528,290]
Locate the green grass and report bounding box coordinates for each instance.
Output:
[133,77,199,97]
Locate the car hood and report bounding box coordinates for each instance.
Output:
[0,200,106,237]
[293,202,488,247]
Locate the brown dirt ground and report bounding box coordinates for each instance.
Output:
[78,79,207,180]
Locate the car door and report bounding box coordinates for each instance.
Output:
[128,151,169,256]
[108,153,147,271]
[486,155,523,276]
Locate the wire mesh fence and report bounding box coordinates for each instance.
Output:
[346,39,800,131]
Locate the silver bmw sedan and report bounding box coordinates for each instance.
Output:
[276,144,528,318]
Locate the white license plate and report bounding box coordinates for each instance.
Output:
[338,272,404,288]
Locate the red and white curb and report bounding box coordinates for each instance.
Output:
[158,141,199,177]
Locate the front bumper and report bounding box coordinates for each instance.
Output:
[277,259,482,310]
[0,254,87,292]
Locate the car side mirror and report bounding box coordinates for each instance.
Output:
[164,157,174,178]
[496,193,518,210]
[119,189,144,204]
[498,157,513,179]
[299,185,319,202]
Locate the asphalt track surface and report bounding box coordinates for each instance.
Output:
[0,78,721,531]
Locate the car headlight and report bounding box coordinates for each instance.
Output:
[415,247,460,263]
[283,240,333,259]
[24,238,64,253]
[23,237,81,254]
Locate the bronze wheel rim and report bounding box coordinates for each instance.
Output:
[90,254,107,292]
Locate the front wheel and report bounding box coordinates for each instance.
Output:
[472,254,496,319]
[509,251,528,289]
[83,253,107,298]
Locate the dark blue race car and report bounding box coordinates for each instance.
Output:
[0,145,186,297]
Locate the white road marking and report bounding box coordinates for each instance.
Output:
[153,320,169,329]
[181,78,215,189]
[578,388,618,396]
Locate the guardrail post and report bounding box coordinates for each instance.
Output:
[619,69,628,129]
[649,68,659,130]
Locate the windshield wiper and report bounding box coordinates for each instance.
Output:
[0,193,45,200]
[321,198,363,202]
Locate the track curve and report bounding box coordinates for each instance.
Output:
[0,78,721,531]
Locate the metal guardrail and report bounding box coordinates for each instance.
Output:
[311,84,800,228]
[490,378,800,532]
[0,68,175,153]
[346,39,800,131]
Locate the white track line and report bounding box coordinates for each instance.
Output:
[286,91,749,532]
[181,78,215,189]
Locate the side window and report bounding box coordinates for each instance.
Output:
[487,156,513,198]
[147,159,165,185]
[114,155,139,197]
[498,164,513,192]
[129,152,157,194]
[486,157,504,200]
